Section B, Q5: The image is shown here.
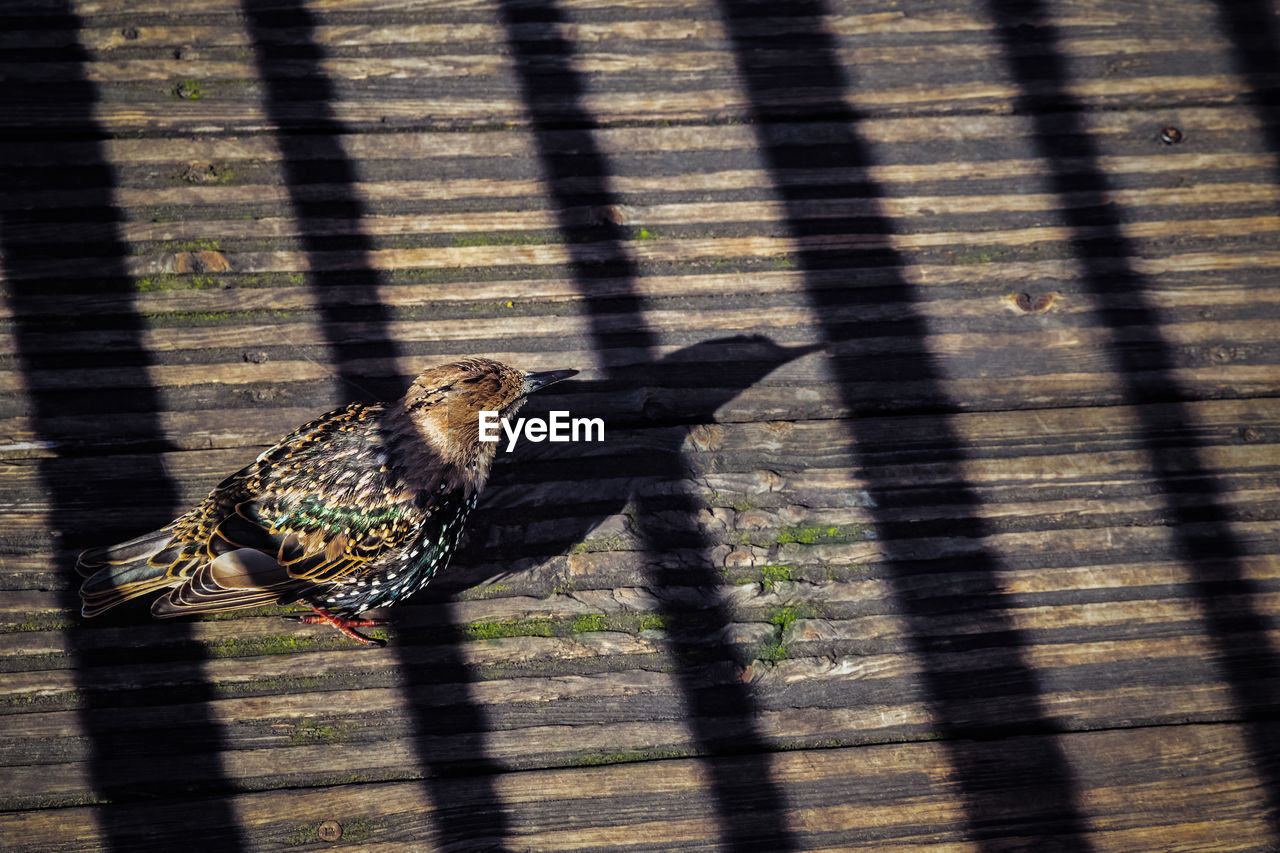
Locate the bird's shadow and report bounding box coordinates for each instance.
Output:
[424,334,823,598]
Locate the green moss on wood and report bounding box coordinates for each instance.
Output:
[945,242,1072,265]
[135,273,218,292]
[173,78,203,99]
[340,817,375,842]
[212,670,372,698]
[575,746,693,766]
[141,308,295,325]
[288,718,355,746]
[203,632,339,659]
[452,232,547,248]
[637,613,665,632]
[463,617,556,640]
[758,640,789,663]
[825,563,866,581]
[460,611,668,642]
[196,603,307,621]
[286,825,314,847]
[736,522,873,549]
[757,603,819,664]
[759,564,793,587]
[571,613,608,633]
[157,238,222,254]
[400,266,465,283]
[769,604,817,631]
[568,537,626,554]
[0,612,76,633]
[777,523,872,546]
[777,525,836,545]
[12,792,107,810]
[168,165,238,187]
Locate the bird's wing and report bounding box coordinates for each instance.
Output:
[152,489,438,617]
[213,486,431,586]
[151,548,293,616]
[153,483,462,617]
[148,400,444,616]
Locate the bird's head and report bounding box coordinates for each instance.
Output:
[392,357,578,490]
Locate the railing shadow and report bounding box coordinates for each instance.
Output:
[0,2,244,849]
[1214,0,1280,190]
[496,0,802,848]
[239,2,518,848]
[990,0,1280,836]
[715,0,1094,847]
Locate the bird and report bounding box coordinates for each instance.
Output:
[77,358,578,646]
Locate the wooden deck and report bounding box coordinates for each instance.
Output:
[3,0,1280,849]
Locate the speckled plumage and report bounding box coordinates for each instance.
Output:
[78,358,577,645]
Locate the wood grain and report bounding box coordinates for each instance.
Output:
[3,0,1279,848]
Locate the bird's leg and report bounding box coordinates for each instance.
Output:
[292,606,389,647]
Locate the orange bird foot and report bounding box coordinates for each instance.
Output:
[289,606,389,647]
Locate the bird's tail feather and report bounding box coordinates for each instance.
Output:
[78,527,185,617]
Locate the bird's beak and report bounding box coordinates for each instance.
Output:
[521,368,578,395]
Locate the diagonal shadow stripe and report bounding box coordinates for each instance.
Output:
[989,0,1280,837]
[714,0,1094,847]
[0,3,245,849]
[497,2,799,849]
[1213,0,1280,192]
[239,2,514,848]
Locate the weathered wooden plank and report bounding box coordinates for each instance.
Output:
[0,7,1248,53]
[4,73,1255,135]
[3,289,1278,431]
[0,2,1255,52]
[2,408,1277,551]
[0,723,1274,851]
[0,106,1272,174]
[7,179,1280,248]
[6,262,1280,345]
[6,301,1280,367]
[4,213,1278,284]
[7,31,1253,85]
[3,0,1255,26]
[1,0,1274,136]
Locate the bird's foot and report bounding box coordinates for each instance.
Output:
[289,607,388,647]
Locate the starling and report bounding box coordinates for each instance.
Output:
[78,358,577,646]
